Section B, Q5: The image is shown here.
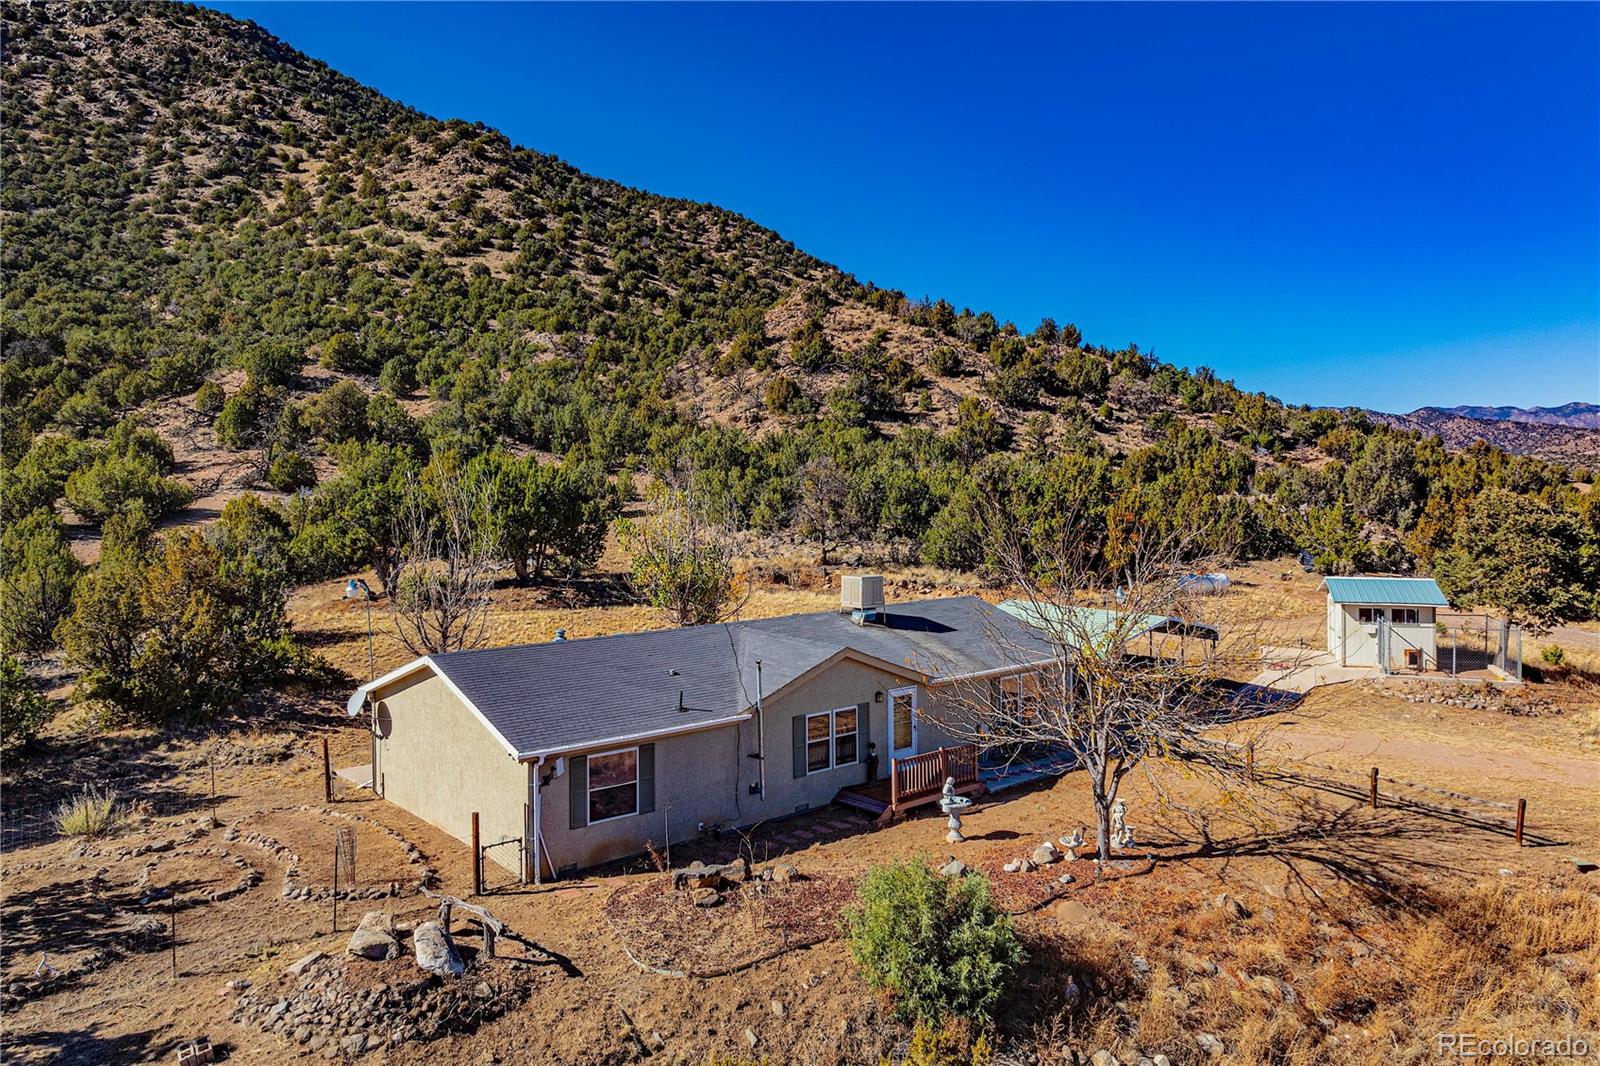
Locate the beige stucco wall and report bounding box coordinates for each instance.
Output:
[535,724,746,873]
[372,673,528,875]
[746,657,921,817]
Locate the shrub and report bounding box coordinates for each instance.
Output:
[193,379,226,416]
[55,786,124,838]
[0,655,55,752]
[763,374,802,416]
[267,450,317,493]
[899,1019,994,1066]
[927,345,961,378]
[1540,644,1567,668]
[0,508,82,654]
[843,857,1022,1024]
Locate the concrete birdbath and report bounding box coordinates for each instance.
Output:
[938,777,973,843]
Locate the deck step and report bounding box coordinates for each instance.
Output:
[833,790,888,815]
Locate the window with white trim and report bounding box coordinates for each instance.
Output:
[805,707,858,774]
[587,747,639,823]
[999,673,1041,722]
[1392,608,1420,625]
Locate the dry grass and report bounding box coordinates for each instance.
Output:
[53,786,124,838]
[1041,879,1600,1065]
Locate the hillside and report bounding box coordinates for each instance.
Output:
[1,0,1593,590]
[1367,407,1600,471]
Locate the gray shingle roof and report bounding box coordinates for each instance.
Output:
[424,596,1054,758]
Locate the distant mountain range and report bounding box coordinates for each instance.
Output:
[1411,402,1600,429]
[1366,403,1600,471]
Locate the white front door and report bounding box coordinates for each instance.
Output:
[888,686,918,761]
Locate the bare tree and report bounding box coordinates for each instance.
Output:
[928,499,1312,863]
[621,472,749,626]
[388,469,496,656]
[793,454,856,565]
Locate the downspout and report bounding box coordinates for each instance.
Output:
[530,756,545,886]
[753,660,766,799]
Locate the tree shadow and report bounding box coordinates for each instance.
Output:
[2,1021,192,1065]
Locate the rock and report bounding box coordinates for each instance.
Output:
[1091,1051,1120,1066]
[1057,873,1075,885]
[938,858,967,878]
[744,1027,759,1049]
[347,912,401,961]
[1152,1057,1172,1066]
[769,999,785,1017]
[412,921,464,976]
[691,888,723,908]
[473,981,492,999]
[285,952,324,977]
[1052,899,1098,926]
[673,859,752,891]
[769,863,800,884]
[1211,893,1250,919]
[340,1032,367,1055]
[1196,1033,1225,1057]
[1130,955,1151,978]
[1062,976,1082,1011]
[1031,841,1061,865]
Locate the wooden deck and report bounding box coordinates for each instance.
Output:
[835,744,985,822]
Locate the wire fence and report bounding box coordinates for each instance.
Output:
[1373,612,1521,679]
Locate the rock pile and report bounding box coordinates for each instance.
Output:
[670,859,800,906]
[229,950,533,1057]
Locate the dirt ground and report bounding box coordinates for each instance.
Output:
[5,559,1599,1064]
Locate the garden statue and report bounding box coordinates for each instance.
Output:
[1058,824,1087,860]
[1110,799,1135,851]
[937,777,973,843]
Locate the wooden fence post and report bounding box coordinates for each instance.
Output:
[1369,767,1379,809]
[322,737,333,804]
[1515,799,1526,847]
[471,811,482,896]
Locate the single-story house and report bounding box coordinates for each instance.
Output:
[346,583,1055,879]
[1323,576,1449,670]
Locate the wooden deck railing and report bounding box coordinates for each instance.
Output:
[888,744,982,815]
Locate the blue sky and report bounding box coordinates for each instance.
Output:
[206,2,1598,411]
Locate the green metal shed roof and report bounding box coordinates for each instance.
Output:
[1321,577,1449,606]
[997,601,1219,650]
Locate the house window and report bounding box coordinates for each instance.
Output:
[1357,607,1385,624]
[834,707,858,765]
[1392,608,1419,625]
[587,748,639,823]
[806,708,858,774]
[999,674,1041,721]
